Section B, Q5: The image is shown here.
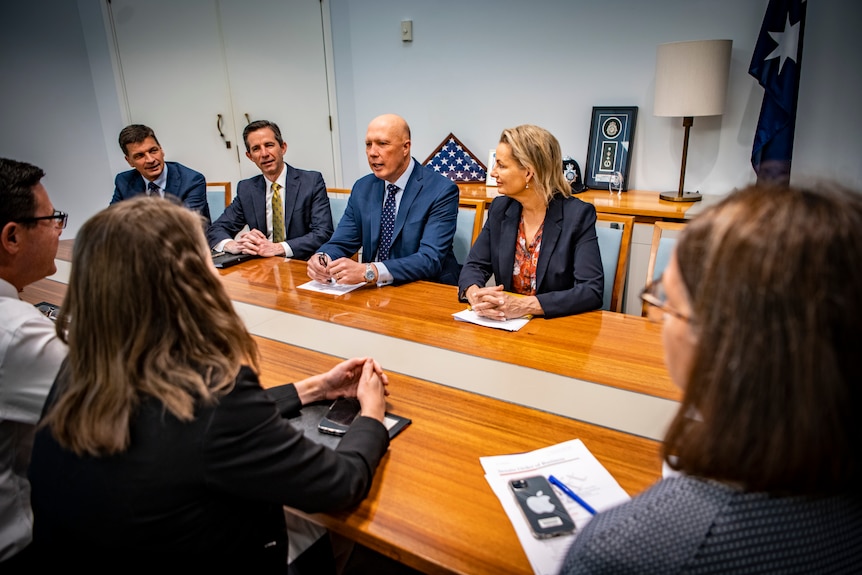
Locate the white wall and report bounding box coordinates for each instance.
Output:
[0,0,119,238]
[330,0,862,193]
[0,0,859,239]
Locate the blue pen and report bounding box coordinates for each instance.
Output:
[548,475,597,516]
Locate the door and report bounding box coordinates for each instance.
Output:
[108,0,336,186]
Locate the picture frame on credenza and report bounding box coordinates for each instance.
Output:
[584,106,638,192]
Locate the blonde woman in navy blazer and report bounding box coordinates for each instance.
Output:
[459,125,603,319]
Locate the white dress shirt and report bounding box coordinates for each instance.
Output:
[0,278,67,560]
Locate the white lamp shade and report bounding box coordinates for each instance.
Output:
[654,39,732,117]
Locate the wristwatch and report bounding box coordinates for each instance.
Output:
[364,263,376,283]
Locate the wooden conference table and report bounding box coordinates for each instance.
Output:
[23,241,676,574]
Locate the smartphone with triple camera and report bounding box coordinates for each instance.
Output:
[509,475,576,539]
[317,397,361,436]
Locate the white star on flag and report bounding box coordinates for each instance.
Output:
[766,14,801,74]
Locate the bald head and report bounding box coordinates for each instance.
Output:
[365,114,412,182]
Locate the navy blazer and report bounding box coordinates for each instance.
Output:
[458,194,603,318]
[112,161,211,225]
[319,159,460,285]
[205,165,333,261]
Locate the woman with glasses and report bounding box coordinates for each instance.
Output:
[561,183,862,573]
[458,125,603,319]
[27,197,391,571]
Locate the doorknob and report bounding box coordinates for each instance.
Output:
[217,114,231,149]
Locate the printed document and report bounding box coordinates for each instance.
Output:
[453,308,530,332]
[297,279,365,296]
[480,439,631,575]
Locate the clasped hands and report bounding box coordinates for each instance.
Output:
[466,284,541,320]
[225,229,284,257]
[294,357,389,423]
[307,253,371,285]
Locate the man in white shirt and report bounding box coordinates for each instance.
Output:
[0,158,67,567]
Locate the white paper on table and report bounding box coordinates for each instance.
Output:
[452,308,530,332]
[480,439,631,575]
[297,279,365,296]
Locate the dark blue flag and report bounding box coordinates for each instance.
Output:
[424,134,487,183]
[749,0,807,185]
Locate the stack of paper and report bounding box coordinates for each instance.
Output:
[480,439,631,575]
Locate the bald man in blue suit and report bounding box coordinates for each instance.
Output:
[111,124,210,225]
[307,114,460,287]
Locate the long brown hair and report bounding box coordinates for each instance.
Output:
[44,196,259,456]
[663,183,862,493]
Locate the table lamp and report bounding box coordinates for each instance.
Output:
[654,39,732,202]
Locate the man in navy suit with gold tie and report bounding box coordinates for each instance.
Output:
[206,120,333,260]
[306,114,460,286]
[111,124,211,225]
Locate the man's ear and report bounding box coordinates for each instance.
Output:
[1,222,21,255]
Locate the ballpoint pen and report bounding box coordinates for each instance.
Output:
[548,475,597,516]
[318,252,335,284]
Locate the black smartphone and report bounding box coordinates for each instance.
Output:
[318,397,361,436]
[509,475,576,539]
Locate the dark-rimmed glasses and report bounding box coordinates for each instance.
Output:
[640,276,690,322]
[17,210,68,230]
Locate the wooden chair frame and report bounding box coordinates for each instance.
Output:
[595,213,634,313]
[205,181,232,208]
[642,220,687,316]
[458,197,487,246]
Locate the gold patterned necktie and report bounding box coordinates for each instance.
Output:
[271,182,285,243]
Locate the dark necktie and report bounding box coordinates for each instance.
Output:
[378,184,398,261]
[147,181,159,197]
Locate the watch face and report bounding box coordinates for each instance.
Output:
[365,265,375,281]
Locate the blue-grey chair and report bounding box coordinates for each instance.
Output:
[643,221,687,315]
[206,181,231,222]
[594,213,634,312]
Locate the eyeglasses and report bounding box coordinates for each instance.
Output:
[640,276,690,323]
[17,210,68,229]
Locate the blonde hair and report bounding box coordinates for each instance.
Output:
[44,196,259,456]
[499,125,571,205]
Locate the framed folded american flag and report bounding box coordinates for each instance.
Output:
[422,133,487,183]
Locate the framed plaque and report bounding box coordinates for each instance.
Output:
[584,106,638,191]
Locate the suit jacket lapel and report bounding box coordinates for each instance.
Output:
[535,197,563,290]
[368,180,385,258]
[281,165,299,236]
[251,175,268,233]
[498,200,521,291]
[164,162,180,198]
[392,164,422,245]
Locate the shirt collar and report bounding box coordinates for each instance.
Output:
[388,158,415,192]
[144,163,169,192]
[266,164,287,191]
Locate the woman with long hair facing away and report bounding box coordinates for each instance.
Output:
[28,196,390,571]
[458,125,603,319]
[560,183,862,573]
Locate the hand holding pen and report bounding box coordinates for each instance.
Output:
[318,252,335,284]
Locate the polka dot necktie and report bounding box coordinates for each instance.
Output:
[377,184,398,261]
[147,181,159,197]
[271,182,285,243]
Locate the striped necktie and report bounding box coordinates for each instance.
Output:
[377,184,398,261]
[271,182,285,243]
